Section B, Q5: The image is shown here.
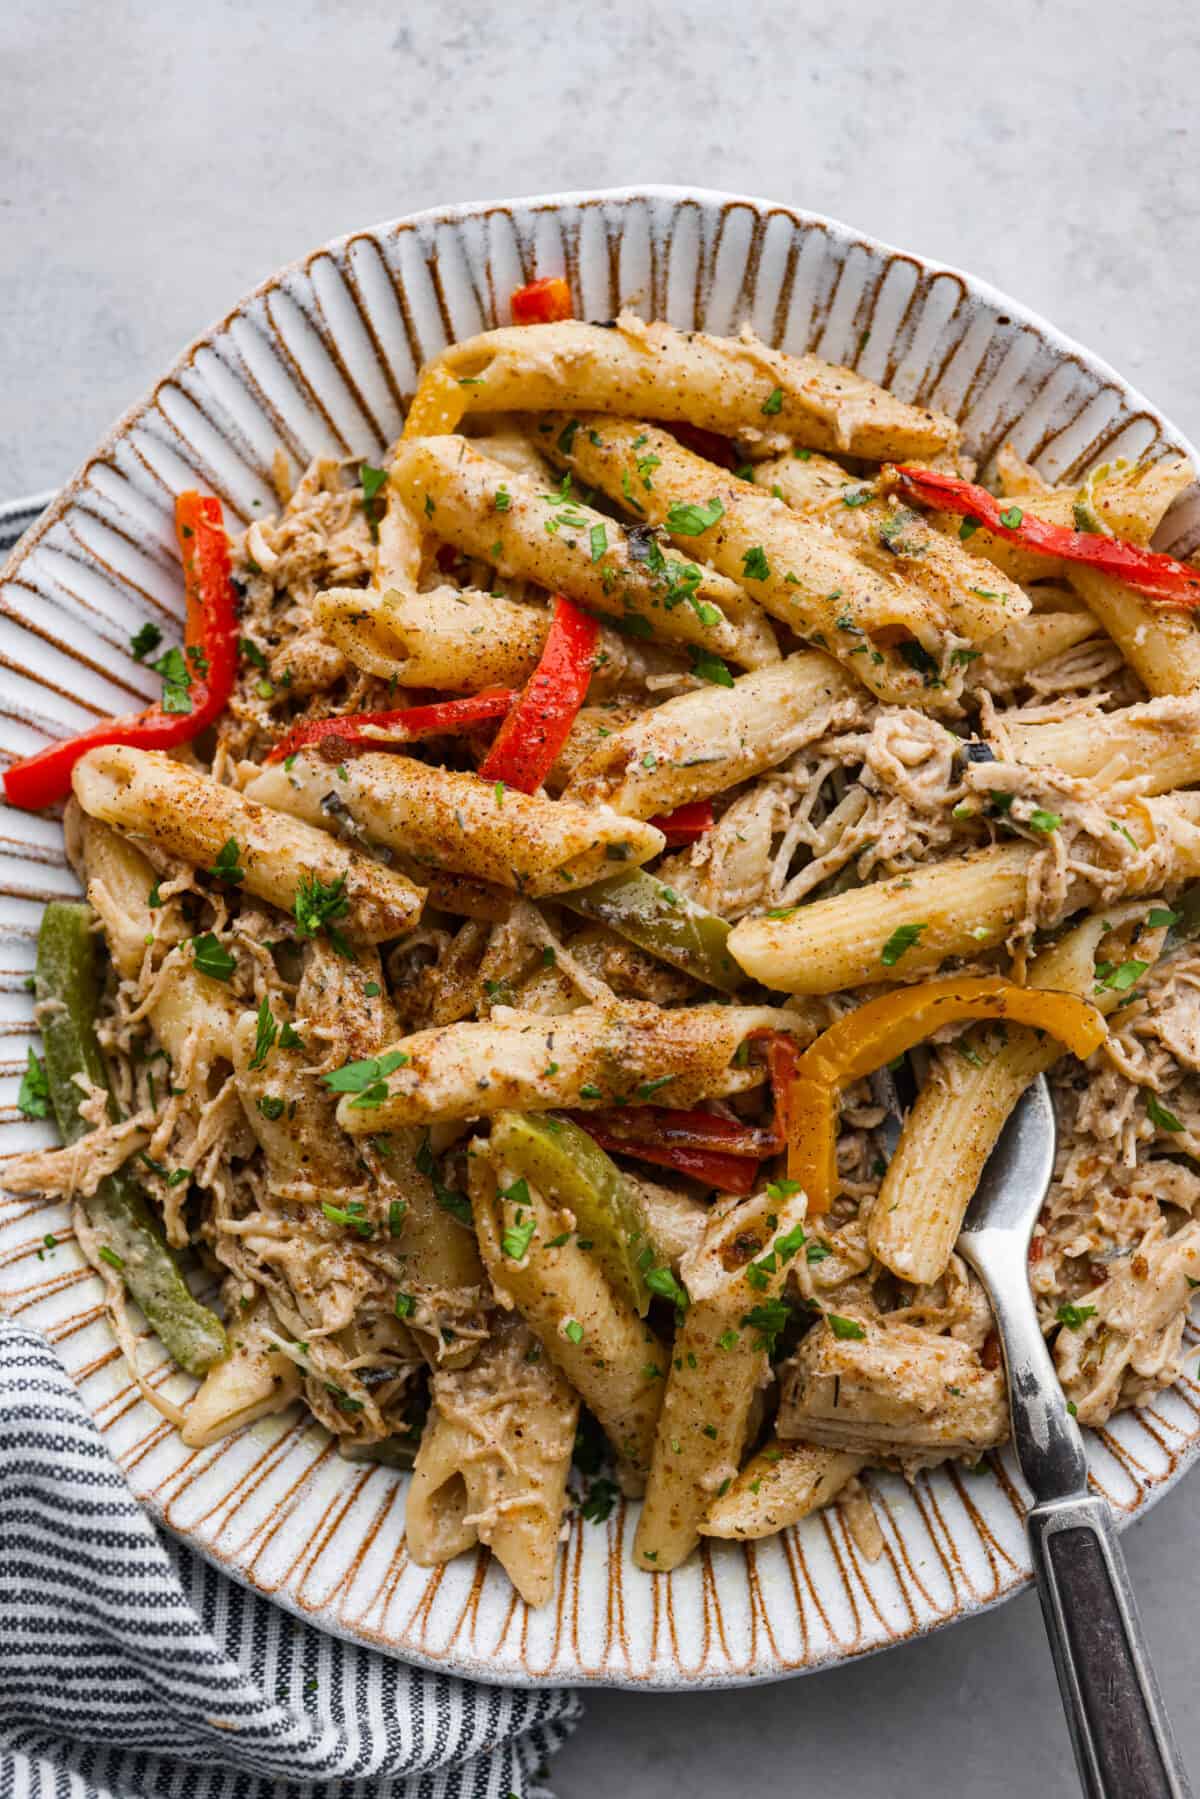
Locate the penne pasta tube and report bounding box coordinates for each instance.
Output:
[182,1302,302,1448]
[1007,692,1200,793]
[243,751,665,897]
[756,448,1029,643]
[867,913,1150,1286]
[470,1147,666,1482]
[563,651,860,818]
[729,790,1200,994]
[971,610,1098,689]
[315,583,549,690]
[391,435,779,669]
[404,1312,578,1607]
[553,417,992,707]
[334,999,808,1133]
[73,746,425,944]
[406,314,960,460]
[633,1184,808,1571]
[77,814,241,1083]
[699,1438,866,1540]
[1066,566,1200,697]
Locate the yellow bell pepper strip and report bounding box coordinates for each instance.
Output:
[782,976,1107,1213]
[893,465,1200,606]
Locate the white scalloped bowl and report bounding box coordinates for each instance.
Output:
[2,187,1199,1690]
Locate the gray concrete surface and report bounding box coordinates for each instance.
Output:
[3,1,1198,1792]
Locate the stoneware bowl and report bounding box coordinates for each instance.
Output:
[3,186,1199,1689]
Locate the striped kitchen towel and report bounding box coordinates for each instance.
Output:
[0,496,581,1799]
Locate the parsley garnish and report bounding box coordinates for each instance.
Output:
[248,995,277,1070]
[394,1291,416,1319]
[1145,1090,1184,1133]
[151,645,194,715]
[209,836,245,885]
[739,1298,792,1352]
[130,621,163,662]
[828,1313,866,1340]
[998,505,1024,529]
[192,935,236,981]
[1056,1303,1097,1329]
[580,1476,619,1523]
[240,635,268,671]
[256,1094,285,1120]
[17,1048,49,1119]
[1148,907,1180,928]
[666,498,724,536]
[741,545,770,581]
[294,874,350,954]
[590,522,607,563]
[1027,809,1062,834]
[690,648,734,688]
[881,921,927,967]
[563,1319,585,1345]
[762,386,784,416]
[322,1200,376,1239]
[323,1050,408,1110]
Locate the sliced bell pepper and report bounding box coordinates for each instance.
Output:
[894,465,1200,606]
[577,1103,779,1160]
[264,688,517,765]
[477,595,598,792]
[491,1110,654,1313]
[648,800,714,845]
[780,975,1107,1213]
[575,1122,759,1196]
[510,276,574,325]
[560,867,742,993]
[4,492,240,811]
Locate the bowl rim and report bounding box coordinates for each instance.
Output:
[5,183,1199,1691]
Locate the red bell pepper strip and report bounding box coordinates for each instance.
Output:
[657,422,738,470]
[477,596,599,793]
[893,465,1200,606]
[575,1122,759,1195]
[647,800,714,845]
[4,492,240,811]
[510,277,573,325]
[573,1104,777,1160]
[265,688,518,765]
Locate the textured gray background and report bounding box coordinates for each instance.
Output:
[3,1,1198,1792]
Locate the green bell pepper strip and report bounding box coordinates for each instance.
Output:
[490,1110,655,1315]
[559,868,742,993]
[35,901,227,1377]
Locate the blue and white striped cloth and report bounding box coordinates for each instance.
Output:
[0,495,581,1799]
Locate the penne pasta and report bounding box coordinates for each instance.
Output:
[315,583,549,691]
[699,1438,866,1540]
[867,912,1152,1287]
[634,1184,808,1571]
[552,416,1005,707]
[729,790,1200,994]
[1007,692,1200,793]
[391,435,779,668]
[756,447,1029,643]
[471,1143,666,1482]
[405,314,960,460]
[243,750,665,896]
[181,1301,303,1448]
[333,999,809,1133]
[73,745,425,944]
[970,610,1098,690]
[404,1311,578,1607]
[563,651,859,818]
[1066,566,1200,696]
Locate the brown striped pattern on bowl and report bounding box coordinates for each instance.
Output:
[2,187,1198,1689]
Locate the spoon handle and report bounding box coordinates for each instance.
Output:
[1027,1493,1191,1798]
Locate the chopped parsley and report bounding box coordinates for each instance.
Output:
[415,1133,473,1226]
[590,522,607,563]
[563,1318,585,1345]
[191,934,236,981]
[1148,907,1180,928]
[256,1094,285,1120]
[881,921,927,967]
[666,498,724,536]
[690,648,734,688]
[741,545,770,581]
[739,1299,792,1353]
[150,645,194,715]
[97,1246,125,1273]
[828,1313,867,1340]
[16,1048,49,1120]
[240,635,268,671]
[580,1476,619,1524]
[130,621,163,662]
[998,505,1024,530]
[248,995,277,1070]
[1056,1303,1097,1329]
[1145,1090,1184,1133]
[209,836,245,885]
[762,386,784,416]
[322,1200,376,1239]
[293,873,350,954]
[1027,809,1062,834]
[394,1291,416,1319]
[323,1050,408,1110]
[1096,959,1149,994]
[842,487,873,509]
[644,1264,689,1312]
[959,517,980,541]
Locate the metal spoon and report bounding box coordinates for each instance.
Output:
[957,1076,1190,1798]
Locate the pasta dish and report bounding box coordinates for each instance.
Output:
[8,274,1200,1606]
